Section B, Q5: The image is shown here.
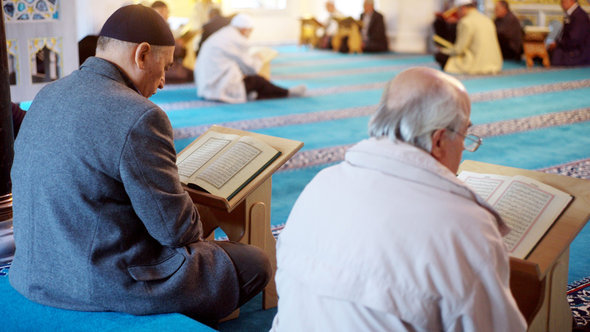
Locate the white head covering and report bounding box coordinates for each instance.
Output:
[231,13,254,29]
[454,0,473,7]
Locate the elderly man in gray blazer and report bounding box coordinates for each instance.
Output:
[10,4,270,324]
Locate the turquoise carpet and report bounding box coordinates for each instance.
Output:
[151,46,590,287]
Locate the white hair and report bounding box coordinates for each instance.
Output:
[368,71,469,152]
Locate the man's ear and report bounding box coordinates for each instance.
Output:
[133,42,151,70]
[430,128,446,161]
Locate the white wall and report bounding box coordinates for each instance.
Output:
[76,0,131,40]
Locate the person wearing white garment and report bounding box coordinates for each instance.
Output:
[271,67,527,331]
[195,13,305,103]
[435,0,503,74]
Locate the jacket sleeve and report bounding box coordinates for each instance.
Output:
[119,106,202,247]
[443,225,527,332]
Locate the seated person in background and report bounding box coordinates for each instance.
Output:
[360,0,389,52]
[195,14,306,103]
[318,1,344,49]
[433,1,459,45]
[494,0,523,61]
[548,0,590,66]
[196,7,231,56]
[270,67,527,331]
[151,0,194,83]
[11,102,26,138]
[435,0,502,74]
[78,35,99,66]
[10,5,271,325]
[150,0,170,21]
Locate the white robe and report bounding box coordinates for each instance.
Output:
[444,9,503,75]
[271,138,526,332]
[195,26,262,103]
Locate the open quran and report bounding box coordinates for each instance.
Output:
[177,130,281,201]
[458,171,573,259]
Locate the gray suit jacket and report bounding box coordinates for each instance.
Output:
[10,57,238,320]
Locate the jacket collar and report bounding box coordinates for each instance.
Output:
[80,57,141,95]
[345,138,509,235]
[566,3,578,17]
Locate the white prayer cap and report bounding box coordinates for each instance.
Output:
[231,13,254,29]
[454,0,474,7]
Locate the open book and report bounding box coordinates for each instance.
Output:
[433,34,453,49]
[177,130,281,201]
[458,171,573,259]
[249,46,279,80]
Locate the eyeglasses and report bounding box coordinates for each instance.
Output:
[446,128,482,152]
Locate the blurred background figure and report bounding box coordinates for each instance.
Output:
[435,0,502,75]
[151,1,194,83]
[197,7,231,56]
[195,14,306,103]
[548,0,590,66]
[318,1,344,49]
[494,0,523,61]
[359,0,388,52]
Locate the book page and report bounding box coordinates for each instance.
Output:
[490,176,572,258]
[196,141,261,189]
[176,131,240,183]
[187,135,280,200]
[458,171,510,201]
[249,47,279,64]
[433,34,453,49]
[458,171,572,259]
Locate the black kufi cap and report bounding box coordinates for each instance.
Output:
[99,4,175,46]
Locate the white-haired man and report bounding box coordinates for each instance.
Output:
[195,13,305,103]
[271,67,527,331]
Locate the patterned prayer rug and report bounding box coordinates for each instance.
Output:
[569,277,590,328]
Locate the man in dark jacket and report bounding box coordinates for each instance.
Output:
[10,4,270,324]
[360,0,389,52]
[197,7,231,56]
[494,1,523,61]
[549,0,590,66]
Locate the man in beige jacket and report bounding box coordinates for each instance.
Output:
[435,0,503,74]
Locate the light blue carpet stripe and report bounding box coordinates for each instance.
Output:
[462,67,590,93]
[173,86,590,153]
[151,66,589,106]
[254,116,370,151]
[467,121,590,170]
[150,89,199,105]
[471,87,590,124]
[173,85,590,153]
[166,89,383,130]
